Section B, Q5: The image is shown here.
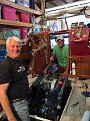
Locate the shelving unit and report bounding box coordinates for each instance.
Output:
[0,0,42,54]
[0,0,41,15]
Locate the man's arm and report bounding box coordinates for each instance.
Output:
[0,83,17,121]
[50,54,56,62]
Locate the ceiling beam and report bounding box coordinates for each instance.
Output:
[48,1,57,6]
[61,0,68,4]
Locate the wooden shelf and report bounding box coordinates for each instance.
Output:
[0,0,41,15]
[0,40,6,45]
[0,19,32,27]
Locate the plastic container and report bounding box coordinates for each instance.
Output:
[2,6,16,21]
[19,12,30,23]
[20,27,28,39]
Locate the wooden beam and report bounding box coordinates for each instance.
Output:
[40,0,46,24]
[48,1,57,7]
[35,0,54,9]
[61,0,68,4]
[0,19,32,27]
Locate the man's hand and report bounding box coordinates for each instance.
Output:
[50,56,54,62]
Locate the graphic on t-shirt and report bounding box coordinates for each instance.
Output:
[17,65,25,72]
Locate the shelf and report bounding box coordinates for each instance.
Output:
[0,40,6,45]
[0,19,32,27]
[0,0,41,15]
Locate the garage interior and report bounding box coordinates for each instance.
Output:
[0,0,90,121]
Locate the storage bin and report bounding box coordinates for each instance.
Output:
[2,6,16,21]
[12,29,21,39]
[0,28,21,39]
[24,0,30,7]
[20,27,28,39]
[15,0,30,7]
[3,29,13,39]
[3,28,21,39]
[30,0,35,9]
[19,12,30,23]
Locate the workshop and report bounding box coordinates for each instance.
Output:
[0,0,90,121]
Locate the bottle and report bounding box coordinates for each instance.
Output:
[72,61,76,75]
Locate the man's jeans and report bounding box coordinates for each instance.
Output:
[11,99,30,121]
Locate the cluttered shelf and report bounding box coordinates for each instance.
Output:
[0,19,32,45]
[0,0,41,15]
[0,0,41,44]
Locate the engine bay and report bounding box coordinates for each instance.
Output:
[29,75,72,121]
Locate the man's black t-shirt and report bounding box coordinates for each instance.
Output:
[0,56,29,100]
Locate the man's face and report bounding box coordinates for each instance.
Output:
[7,39,21,59]
[57,40,64,48]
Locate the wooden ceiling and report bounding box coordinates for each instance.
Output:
[35,0,83,9]
[45,0,76,8]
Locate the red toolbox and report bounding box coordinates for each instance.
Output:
[2,6,16,21]
[19,12,30,23]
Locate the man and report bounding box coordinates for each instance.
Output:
[0,36,30,121]
[50,35,69,76]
